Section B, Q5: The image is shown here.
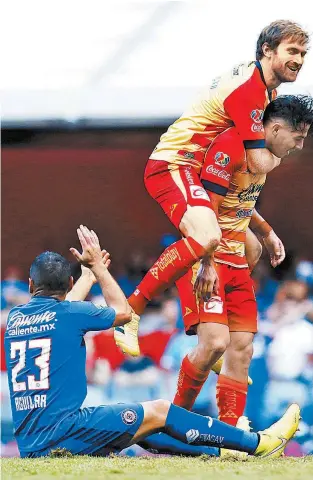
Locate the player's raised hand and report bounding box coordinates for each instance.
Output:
[81,250,111,283]
[193,257,219,301]
[263,230,286,268]
[70,225,111,269]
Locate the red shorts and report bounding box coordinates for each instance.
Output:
[144,159,213,229]
[176,262,257,335]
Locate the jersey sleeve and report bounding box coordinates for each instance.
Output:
[69,301,116,333]
[222,74,267,149]
[200,128,245,196]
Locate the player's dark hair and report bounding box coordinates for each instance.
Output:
[30,251,71,293]
[263,95,313,131]
[256,20,309,60]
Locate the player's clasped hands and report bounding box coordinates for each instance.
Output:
[70,225,111,270]
[193,257,219,301]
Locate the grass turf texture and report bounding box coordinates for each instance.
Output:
[2,455,313,480]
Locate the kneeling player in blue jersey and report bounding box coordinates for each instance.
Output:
[5,225,300,459]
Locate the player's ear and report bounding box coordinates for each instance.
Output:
[68,276,74,292]
[29,278,34,294]
[272,123,280,137]
[262,42,272,59]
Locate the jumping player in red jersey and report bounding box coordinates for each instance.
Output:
[172,95,313,429]
[114,20,309,357]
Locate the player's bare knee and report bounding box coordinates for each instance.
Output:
[197,336,229,361]
[151,399,171,424]
[180,207,221,253]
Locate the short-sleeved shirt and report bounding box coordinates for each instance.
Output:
[200,127,266,267]
[4,296,116,454]
[150,61,276,172]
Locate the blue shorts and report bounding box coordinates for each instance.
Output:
[23,403,144,458]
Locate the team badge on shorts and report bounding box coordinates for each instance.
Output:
[121,409,138,425]
[214,152,230,167]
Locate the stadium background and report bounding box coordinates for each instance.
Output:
[1,0,313,458]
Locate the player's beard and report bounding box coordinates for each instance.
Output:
[273,61,301,84]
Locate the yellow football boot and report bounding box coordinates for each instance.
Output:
[114,311,140,357]
[254,404,300,458]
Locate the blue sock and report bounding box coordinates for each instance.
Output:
[138,432,219,457]
[164,404,259,454]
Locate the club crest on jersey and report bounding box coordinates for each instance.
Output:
[121,409,138,425]
[250,109,264,123]
[214,152,230,168]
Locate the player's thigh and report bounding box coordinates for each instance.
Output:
[226,268,258,334]
[245,228,262,272]
[144,160,216,236]
[48,404,145,457]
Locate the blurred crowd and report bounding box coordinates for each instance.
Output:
[1,234,313,457]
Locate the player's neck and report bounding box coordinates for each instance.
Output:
[259,59,281,91]
[32,290,66,301]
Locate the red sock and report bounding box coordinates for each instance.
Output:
[128,289,148,315]
[173,355,209,410]
[216,374,248,426]
[128,237,205,315]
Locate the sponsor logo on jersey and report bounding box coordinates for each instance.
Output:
[206,165,231,181]
[121,409,138,425]
[7,310,57,336]
[250,109,264,123]
[238,183,265,203]
[251,123,264,133]
[236,208,254,218]
[183,151,195,160]
[214,151,230,167]
[189,185,210,201]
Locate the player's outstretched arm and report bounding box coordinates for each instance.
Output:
[250,210,285,267]
[70,225,132,325]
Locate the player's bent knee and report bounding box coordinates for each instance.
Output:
[152,399,171,417]
[180,207,222,252]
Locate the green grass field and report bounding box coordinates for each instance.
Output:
[2,456,313,480]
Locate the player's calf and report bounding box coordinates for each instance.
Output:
[217,332,254,426]
[130,399,171,443]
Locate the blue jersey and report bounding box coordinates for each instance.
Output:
[4,296,115,454]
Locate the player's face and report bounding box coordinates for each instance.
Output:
[269,39,308,83]
[265,121,310,158]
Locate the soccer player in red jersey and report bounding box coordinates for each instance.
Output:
[115,20,309,356]
[173,95,313,426]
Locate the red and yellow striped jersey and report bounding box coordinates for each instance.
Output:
[150,61,276,173]
[201,127,266,268]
